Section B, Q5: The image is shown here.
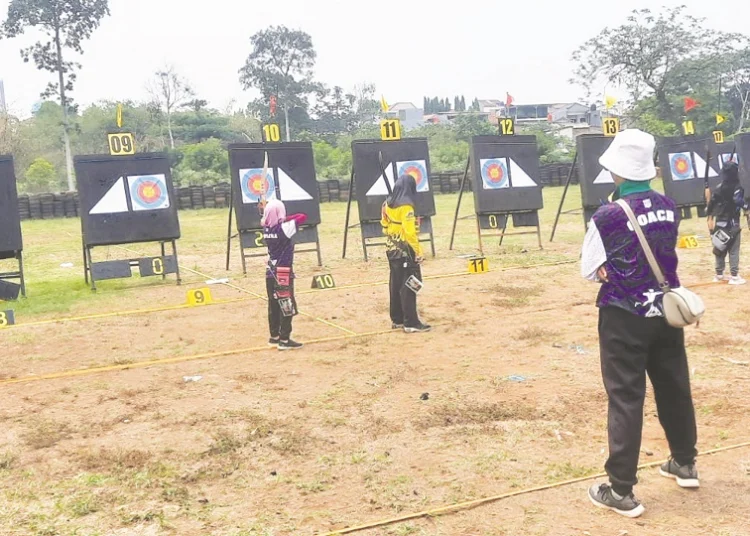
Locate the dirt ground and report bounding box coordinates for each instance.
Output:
[1,198,750,536]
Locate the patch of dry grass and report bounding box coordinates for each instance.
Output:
[515,326,558,342]
[415,401,538,430]
[22,418,71,449]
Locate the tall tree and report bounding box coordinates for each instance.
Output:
[572,6,747,127]
[1,0,110,191]
[147,66,194,149]
[239,25,318,142]
[454,96,460,112]
[460,95,466,111]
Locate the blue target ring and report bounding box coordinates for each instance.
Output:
[130,176,168,209]
[669,153,694,181]
[481,159,509,189]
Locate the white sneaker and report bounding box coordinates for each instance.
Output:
[729,276,747,286]
[713,275,725,283]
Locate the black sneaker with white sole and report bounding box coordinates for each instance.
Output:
[391,323,404,330]
[268,337,280,347]
[278,339,303,351]
[588,483,645,518]
[404,323,431,333]
[659,459,700,488]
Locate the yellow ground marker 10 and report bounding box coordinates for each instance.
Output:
[311,274,336,289]
[187,288,213,306]
[678,236,699,249]
[0,309,16,328]
[468,257,489,274]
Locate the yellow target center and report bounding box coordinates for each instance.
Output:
[143,186,156,198]
[490,168,500,179]
[252,178,263,191]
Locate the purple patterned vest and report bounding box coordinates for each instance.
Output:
[592,191,681,317]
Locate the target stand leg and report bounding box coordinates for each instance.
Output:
[82,239,89,285]
[360,227,369,262]
[172,240,182,285]
[160,242,167,281]
[536,219,543,250]
[86,246,97,292]
[18,252,26,298]
[475,215,484,256]
[498,216,509,247]
[314,228,323,267]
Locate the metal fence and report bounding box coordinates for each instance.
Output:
[15,164,576,220]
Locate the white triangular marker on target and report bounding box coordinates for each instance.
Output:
[366,163,395,196]
[508,158,538,187]
[593,168,614,184]
[693,153,719,178]
[90,176,128,214]
[277,168,313,201]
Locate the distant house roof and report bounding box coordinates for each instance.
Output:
[388,102,417,111]
[478,99,505,108]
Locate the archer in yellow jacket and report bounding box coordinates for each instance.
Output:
[381,175,430,333]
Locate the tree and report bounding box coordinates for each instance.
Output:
[147,66,194,149]
[174,137,229,186]
[23,157,57,193]
[460,96,466,112]
[572,7,747,128]
[1,0,110,191]
[239,26,318,142]
[454,96,460,112]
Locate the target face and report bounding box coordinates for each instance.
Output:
[669,153,695,181]
[240,168,276,204]
[480,158,509,189]
[397,160,429,192]
[127,174,170,211]
[720,153,739,166]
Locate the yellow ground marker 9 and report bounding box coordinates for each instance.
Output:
[468,257,489,274]
[678,236,699,249]
[187,287,213,306]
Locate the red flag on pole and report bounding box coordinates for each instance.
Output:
[506,92,514,107]
[270,95,277,117]
[684,97,699,113]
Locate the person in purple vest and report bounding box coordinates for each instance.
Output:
[581,129,698,518]
[261,199,307,351]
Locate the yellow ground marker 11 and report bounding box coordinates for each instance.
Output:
[311,274,336,289]
[0,310,16,328]
[468,257,489,274]
[187,288,213,306]
[678,236,699,249]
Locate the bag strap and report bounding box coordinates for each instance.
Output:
[615,199,670,291]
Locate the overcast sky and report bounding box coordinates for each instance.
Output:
[1,0,749,118]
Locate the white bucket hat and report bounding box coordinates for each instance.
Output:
[599,128,657,182]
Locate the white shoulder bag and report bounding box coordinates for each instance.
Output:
[615,199,705,328]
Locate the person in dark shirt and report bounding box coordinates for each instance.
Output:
[261,199,307,350]
[581,129,698,518]
[707,162,747,285]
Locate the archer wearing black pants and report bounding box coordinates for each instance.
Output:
[381,175,430,333]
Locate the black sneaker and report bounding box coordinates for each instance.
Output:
[268,337,280,347]
[588,483,645,518]
[659,459,700,488]
[391,323,404,330]
[404,323,431,333]
[278,339,303,351]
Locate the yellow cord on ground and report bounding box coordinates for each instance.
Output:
[2,297,250,330]
[320,442,750,536]
[0,327,397,386]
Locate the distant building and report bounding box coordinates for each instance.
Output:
[384,102,425,130]
[0,80,6,113]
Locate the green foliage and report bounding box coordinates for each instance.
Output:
[174,138,229,186]
[22,158,58,193]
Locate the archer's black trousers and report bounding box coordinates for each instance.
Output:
[388,259,421,328]
[266,278,296,340]
[598,306,698,495]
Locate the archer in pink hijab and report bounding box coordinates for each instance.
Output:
[261,198,307,350]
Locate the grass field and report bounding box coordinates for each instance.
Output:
[1,185,750,536]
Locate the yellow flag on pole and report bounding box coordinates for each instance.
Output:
[380,96,389,113]
[605,96,617,110]
[116,104,123,128]
[716,114,726,125]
